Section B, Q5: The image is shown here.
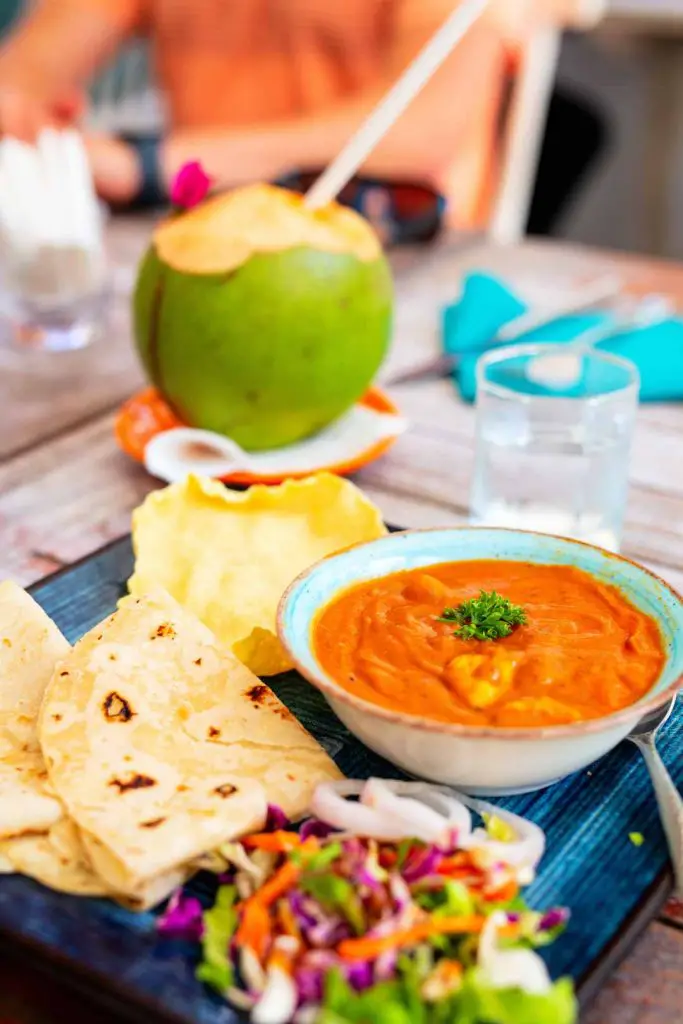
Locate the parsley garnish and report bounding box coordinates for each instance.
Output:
[438,590,527,641]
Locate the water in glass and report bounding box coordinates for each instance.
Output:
[470,345,639,551]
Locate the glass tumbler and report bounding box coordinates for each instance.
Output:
[0,206,109,353]
[470,343,639,552]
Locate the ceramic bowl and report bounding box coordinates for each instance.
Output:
[277,528,683,795]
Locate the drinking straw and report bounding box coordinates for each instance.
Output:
[304,0,490,210]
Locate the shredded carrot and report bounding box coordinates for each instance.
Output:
[276,898,301,940]
[235,899,271,960]
[497,922,521,940]
[268,943,299,973]
[256,861,301,908]
[437,853,476,876]
[486,879,519,903]
[337,915,485,961]
[242,832,319,856]
[437,864,479,881]
[242,831,308,853]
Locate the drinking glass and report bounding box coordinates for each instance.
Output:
[0,211,109,353]
[470,343,639,552]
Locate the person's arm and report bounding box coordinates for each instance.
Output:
[87,0,591,204]
[0,0,143,139]
[159,0,507,192]
[157,0,596,193]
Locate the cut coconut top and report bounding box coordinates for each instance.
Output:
[154,183,382,274]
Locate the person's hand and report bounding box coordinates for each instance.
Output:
[0,87,83,141]
[0,55,84,141]
[84,134,141,204]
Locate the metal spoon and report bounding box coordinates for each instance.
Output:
[627,697,683,897]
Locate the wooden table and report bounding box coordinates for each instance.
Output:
[0,219,682,1022]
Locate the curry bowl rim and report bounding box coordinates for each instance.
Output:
[276,526,683,741]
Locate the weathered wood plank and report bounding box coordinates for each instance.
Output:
[583,922,683,1024]
[0,414,156,583]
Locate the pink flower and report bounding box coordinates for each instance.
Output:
[170,161,212,210]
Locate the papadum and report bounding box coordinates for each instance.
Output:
[128,473,386,674]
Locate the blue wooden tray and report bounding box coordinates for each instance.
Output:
[0,535,679,1023]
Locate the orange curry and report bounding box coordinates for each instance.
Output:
[313,560,665,728]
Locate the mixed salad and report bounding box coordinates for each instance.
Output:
[159,780,576,1024]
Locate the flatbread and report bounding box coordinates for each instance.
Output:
[1,819,108,896]
[128,473,386,674]
[39,588,340,896]
[2,821,184,907]
[0,581,68,837]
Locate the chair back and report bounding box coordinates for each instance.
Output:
[488,0,607,245]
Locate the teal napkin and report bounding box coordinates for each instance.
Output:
[443,271,683,403]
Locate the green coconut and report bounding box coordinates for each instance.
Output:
[133,184,394,451]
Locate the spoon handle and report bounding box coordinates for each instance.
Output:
[633,737,683,897]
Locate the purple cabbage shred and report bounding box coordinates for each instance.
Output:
[266,804,290,831]
[300,818,336,841]
[157,891,204,940]
[539,907,570,931]
[295,967,324,1005]
[289,890,319,929]
[402,845,442,883]
[345,960,374,992]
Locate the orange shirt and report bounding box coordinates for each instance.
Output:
[94,0,511,224]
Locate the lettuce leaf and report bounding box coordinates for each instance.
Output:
[458,968,577,1024]
[195,885,238,995]
[318,963,577,1024]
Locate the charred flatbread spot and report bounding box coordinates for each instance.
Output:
[207,726,221,738]
[140,817,166,829]
[152,622,176,639]
[59,671,69,677]
[214,783,238,798]
[109,773,157,794]
[246,683,269,705]
[52,713,62,721]
[287,773,295,782]
[177,784,189,792]
[103,691,135,722]
[194,657,202,666]
[108,653,117,661]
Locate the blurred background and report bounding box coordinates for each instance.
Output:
[3,1,682,258]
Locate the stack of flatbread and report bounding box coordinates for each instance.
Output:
[0,581,341,909]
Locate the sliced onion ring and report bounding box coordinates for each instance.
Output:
[310,779,545,872]
[311,779,472,846]
[455,792,545,870]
